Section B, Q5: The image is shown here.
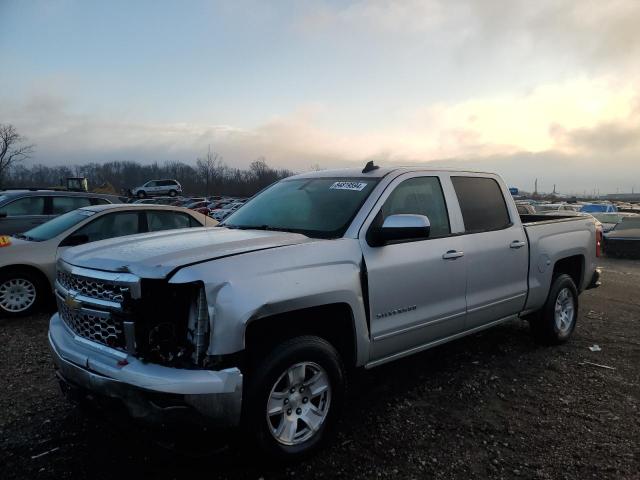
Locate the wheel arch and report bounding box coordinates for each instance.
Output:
[244,303,358,369]
[552,255,584,291]
[0,263,52,290]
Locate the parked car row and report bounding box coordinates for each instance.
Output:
[516,199,640,258]
[130,193,249,221]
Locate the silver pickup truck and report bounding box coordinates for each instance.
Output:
[49,165,601,459]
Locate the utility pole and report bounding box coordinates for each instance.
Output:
[534,178,538,195]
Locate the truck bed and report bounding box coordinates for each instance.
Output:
[519,213,585,224]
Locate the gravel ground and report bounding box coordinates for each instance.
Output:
[1,256,639,479]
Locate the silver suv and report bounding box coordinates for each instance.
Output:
[131,179,182,199]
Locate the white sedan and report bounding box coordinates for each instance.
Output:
[0,204,217,317]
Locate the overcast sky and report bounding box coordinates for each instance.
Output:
[1,0,639,193]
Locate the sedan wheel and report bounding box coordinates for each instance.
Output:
[0,278,37,314]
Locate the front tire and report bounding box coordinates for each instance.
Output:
[137,190,146,199]
[530,274,579,345]
[0,269,44,317]
[168,189,177,197]
[243,336,346,461]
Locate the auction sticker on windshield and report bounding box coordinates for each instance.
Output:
[330,181,368,191]
[0,235,11,247]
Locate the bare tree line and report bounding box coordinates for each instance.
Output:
[1,124,294,196]
[6,156,294,197]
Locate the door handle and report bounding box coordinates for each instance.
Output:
[442,250,464,260]
[510,240,526,249]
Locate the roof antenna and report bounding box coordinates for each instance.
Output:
[362,160,379,174]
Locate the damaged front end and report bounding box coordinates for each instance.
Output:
[52,261,243,427]
[131,280,212,369]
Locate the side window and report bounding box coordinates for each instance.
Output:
[74,212,140,242]
[381,177,451,238]
[451,177,511,233]
[145,181,156,187]
[91,197,110,205]
[51,196,92,215]
[147,211,192,231]
[0,196,45,216]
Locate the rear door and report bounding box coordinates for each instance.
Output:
[360,173,468,361]
[451,175,528,330]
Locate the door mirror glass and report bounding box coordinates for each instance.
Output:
[372,214,431,246]
[61,233,89,247]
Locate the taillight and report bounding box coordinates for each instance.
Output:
[596,227,603,257]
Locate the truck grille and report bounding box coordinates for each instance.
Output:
[55,263,139,351]
[56,294,125,348]
[57,270,129,303]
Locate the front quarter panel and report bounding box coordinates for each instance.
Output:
[168,238,370,365]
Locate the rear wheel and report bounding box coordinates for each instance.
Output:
[530,274,578,345]
[243,336,346,461]
[0,269,44,317]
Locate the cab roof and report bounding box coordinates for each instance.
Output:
[289,166,495,180]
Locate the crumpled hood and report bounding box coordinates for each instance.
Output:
[61,227,312,278]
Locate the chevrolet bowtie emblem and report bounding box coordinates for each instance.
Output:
[64,292,82,310]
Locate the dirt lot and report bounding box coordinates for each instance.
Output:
[1,257,639,479]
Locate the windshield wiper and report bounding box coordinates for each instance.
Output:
[13,233,36,241]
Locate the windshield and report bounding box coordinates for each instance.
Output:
[223,177,379,238]
[21,209,96,241]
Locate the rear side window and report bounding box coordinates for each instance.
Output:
[381,176,451,237]
[452,177,511,233]
[74,212,140,242]
[51,196,92,214]
[147,211,194,231]
[0,196,45,216]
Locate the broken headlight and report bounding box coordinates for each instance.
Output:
[187,286,211,365]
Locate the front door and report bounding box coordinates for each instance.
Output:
[360,174,468,362]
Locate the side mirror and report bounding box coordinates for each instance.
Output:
[370,214,431,246]
[61,233,89,247]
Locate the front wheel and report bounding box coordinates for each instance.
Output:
[0,270,44,317]
[137,190,146,199]
[243,336,346,461]
[168,189,177,197]
[530,274,579,345]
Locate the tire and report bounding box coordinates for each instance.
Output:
[530,274,579,345]
[137,190,146,199]
[168,190,177,197]
[243,336,346,462]
[0,269,45,317]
